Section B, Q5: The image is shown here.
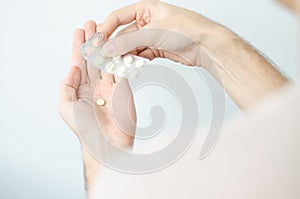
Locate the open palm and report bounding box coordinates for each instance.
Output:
[59,21,136,153]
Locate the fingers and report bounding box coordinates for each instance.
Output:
[280,0,300,13]
[84,20,101,82]
[276,0,296,10]
[101,71,115,84]
[71,29,88,84]
[99,3,139,38]
[102,28,158,57]
[60,66,81,102]
[84,20,96,39]
[102,28,194,63]
[136,48,157,60]
[115,22,139,37]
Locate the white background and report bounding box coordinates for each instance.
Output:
[0,0,297,198]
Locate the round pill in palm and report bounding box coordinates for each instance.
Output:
[96,99,106,106]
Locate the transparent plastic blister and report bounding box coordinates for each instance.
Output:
[80,32,149,79]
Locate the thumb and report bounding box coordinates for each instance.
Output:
[102,28,169,57]
[60,66,81,102]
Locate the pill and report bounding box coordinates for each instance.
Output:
[113,56,122,63]
[106,62,115,73]
[96,99,106,106]
[117,66,127,77]
[135,59,145,68]
[123,55,134,65]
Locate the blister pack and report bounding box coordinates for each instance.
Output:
[80,32,149,79]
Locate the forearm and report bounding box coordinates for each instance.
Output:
[198,25,289,110]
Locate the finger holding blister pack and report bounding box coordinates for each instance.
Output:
[80,32,149,79]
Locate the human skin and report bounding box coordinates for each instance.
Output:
[60,0,291,196]
[59,20,136,194]
[277,0,300,14]
[99,0,289,110]
[277,0,300,76]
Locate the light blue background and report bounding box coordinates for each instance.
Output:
[0,0,297,198]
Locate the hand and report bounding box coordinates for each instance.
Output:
[59,20,136,151]
[98,0,222,68]
[98,0,288,110]
[277,0,300,14]
[59,20,137,190]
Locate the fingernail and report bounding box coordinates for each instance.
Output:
[102,42,114,57]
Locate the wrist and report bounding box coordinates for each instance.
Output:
[185,13,239,69]
[193,22,289,109]
[191,19,236,70]
[82,147,100,192]
[189,12,232,47]
[196,23,236,56]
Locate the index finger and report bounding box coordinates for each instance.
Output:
[99,3,139,38]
